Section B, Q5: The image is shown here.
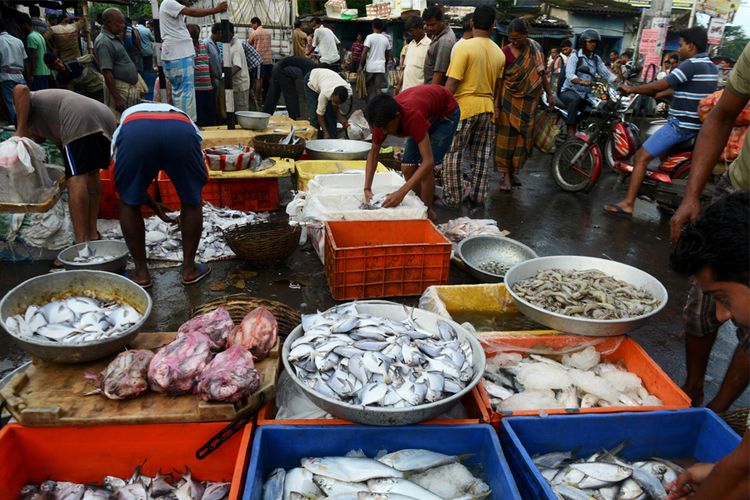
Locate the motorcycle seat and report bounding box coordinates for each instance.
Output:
[670,136,696,153]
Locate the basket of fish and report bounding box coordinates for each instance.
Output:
[457,235,538,283]
[499,409,741,500]
[0,421,251,499]
[477,335,690,421]
[282,301,486,426]
[504,256,668,336]
[0,271,151,363]
[57,240,130,273]
[247,424,521,499]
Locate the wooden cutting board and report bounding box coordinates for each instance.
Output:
[0,332,279,426]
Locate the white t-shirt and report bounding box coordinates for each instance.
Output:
[313,27,340,64]
[307,68,351,116]
[230,37,250,92]
[159,0,195,61]
[364,33,389,74]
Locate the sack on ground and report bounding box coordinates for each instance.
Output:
[0,137,57,204]
[534,112,561,154]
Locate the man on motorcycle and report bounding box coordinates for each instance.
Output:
[604,27,718,217]
[558,29,617,136]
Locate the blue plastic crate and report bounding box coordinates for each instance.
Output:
[243,424,521,499]
[500,409,742,500]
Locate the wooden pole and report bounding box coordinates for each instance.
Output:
[149,0,169,103]
[81,1,94,57]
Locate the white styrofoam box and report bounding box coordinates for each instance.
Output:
[306,171,405,195]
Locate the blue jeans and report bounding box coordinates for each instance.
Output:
[402,107,460,167]
[0,80,22,122]
[304,72,337,139]
[642,116,696,157]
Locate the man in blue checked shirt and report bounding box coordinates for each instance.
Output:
[559,29,617,136]
[604,27,718,217]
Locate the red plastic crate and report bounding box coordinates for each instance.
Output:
[158,170,221,211]
[99,164,156,219]
[219,177,280,211]
[324,220,451,300]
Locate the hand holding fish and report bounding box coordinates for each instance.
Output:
[665,463,714,499]
[382,189,407,208]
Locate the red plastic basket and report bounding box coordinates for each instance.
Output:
[219,177,280,212]
[99,164,156,219]
[324,220,451,300]
[158,170,221,211]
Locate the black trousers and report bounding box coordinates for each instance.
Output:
[559,90,584,126]
[263,57,315,119]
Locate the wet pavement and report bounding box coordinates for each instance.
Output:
[1,151,747,409]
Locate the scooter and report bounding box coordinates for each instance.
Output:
[550,82,709,210]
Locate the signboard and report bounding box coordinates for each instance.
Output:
[707,16,728,45]
[698,0,740,20]
[630,0,695,9]
[640,17,669,79]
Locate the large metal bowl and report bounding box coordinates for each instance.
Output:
[0,271,152,363]
[457,235,538,283]
[57,240,130,273]
[282,300,486,425]
[504,256,668,336]
[236,111,271,130]
[306,139,372,160]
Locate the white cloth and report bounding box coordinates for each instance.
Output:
[364,33,389,73]
[230,36,250,92]
[159,0,195,61]
[313,27,340,64]
[402,36,431,90]
[307,68,351,116]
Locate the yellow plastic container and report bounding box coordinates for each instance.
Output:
[295,160,389,191]
[425,283,557,336]
[207,158,295,179]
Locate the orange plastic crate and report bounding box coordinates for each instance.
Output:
[0,422,252,499]
[477,335,692,425]
[158,170,221,211]
[256,386,490,426]
[99,164,156,219]
[324,220,451,300]
[219,177,280,212]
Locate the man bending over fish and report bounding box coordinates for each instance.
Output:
[112,102,211,288]
[363,85,460,219]
[668,192,750,500]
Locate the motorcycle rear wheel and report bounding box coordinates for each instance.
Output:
[552,138,596,192]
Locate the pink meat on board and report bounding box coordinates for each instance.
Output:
[177,307,234,351]
[148,331,213,394]
[196,344,260,402]
[227,307,278,360]
[85,349,154,399]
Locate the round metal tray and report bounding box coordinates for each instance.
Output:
[457,235,538,283]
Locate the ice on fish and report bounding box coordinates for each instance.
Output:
[4,297,141,344]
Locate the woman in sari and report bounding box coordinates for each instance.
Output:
[495,18,555,191]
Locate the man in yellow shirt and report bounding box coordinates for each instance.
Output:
[442,5,505,208]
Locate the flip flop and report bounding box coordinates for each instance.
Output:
[603,204,633,218]
[182,263,212,286]
[510,175,523,186]
[124,270,153,289]
[499,181,512,192]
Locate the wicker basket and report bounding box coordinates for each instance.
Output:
[191,293,301,338]
[721,408,749,435]
[252,134,306,160]
[223,221,301,264]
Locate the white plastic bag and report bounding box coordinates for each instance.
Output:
[347,110,372,141]
[0,137,56,204]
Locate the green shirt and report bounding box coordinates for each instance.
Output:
[727,42,750,192]
[26,31,51,76]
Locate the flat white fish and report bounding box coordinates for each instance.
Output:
[283,468,320,500]
[301,457,404,483]
[367,478,444,500]
[377,449,458,472]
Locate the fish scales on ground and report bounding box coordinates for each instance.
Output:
[289,305,474,408]
[262,448,491,499]
[533,445,682,500]
[100,204,268,262]
[21,467,230,500]
[512,268,659,320]
[4,296,142,344]
[483,346,663,412]
[85,349,154,400]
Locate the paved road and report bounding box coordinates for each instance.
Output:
[1,151,747,409]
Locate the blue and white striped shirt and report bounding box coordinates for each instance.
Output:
[665,53,719,131]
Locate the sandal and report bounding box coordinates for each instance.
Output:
[603,204,633,218]
[510,174,523,186]
[182,263,212,286]
[124,270,153,289]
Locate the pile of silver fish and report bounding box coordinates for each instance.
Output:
[534,444,684,500]
[483,347,663,413]
[512,269,659,320]
[437,218,502,243]
[101,204,267,262]
[478,260,510,276]
[262,448,490,500]
[21,467,229,500]
[360,193,389,210]
[4,296,141,343]
[71,242,116,265]
[288,304,474,408]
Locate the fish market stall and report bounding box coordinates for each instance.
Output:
[199,118,317,149]
[246,425,521,499]
[500,409,740,499]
